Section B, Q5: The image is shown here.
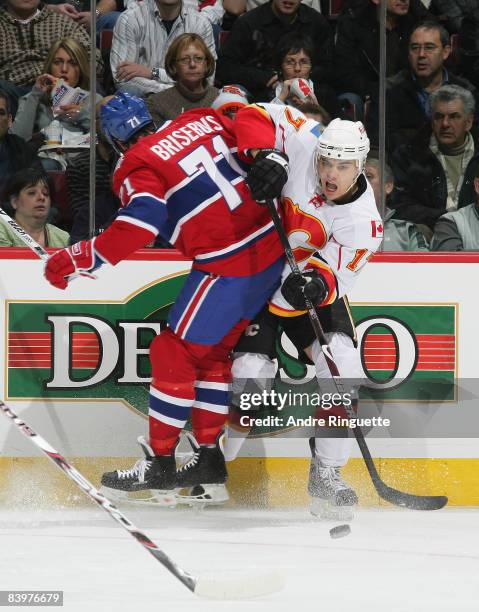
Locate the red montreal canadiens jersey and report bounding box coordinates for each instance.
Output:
[98,108,283,276]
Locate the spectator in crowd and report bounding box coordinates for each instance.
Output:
[380,21,478,151]
[66,96,120,244]
[456,12,479,89]
[0,0,95,114]
[430,0,479,33]
[44,0,125,35]
[221,0,321,32]
[390,84,479,231]
[146,33,218,126]
[216,0,333,102]
[0,168,69,247]
[11,38,101,171]
[365,157,429,250]
[270,33,340,117]
[431,165,479,250]
[0,91,42,201]
[334,0,431,116]
[111,0,215,97]
[226,0,321,14]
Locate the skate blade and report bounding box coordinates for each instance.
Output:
[98,485,177,507]
[175,484,229,507]
[310,497,355,521]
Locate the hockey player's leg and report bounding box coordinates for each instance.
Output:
[308,431,357,520]
[100,435,178,506]
[224,352,277,461]
[101,328,199,503]
[175,322,248,506]
[308,332,362,520]
[175,432,230,505]
[224,308,280,461]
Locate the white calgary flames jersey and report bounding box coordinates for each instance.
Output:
[248,104,384,317]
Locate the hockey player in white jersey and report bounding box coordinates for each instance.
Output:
[228,107,383,519]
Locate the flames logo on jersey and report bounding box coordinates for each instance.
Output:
[282,197,328,262]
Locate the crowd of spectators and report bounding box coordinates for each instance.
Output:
[1,0,479,251]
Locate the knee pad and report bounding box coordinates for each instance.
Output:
[311,333,363,419]
[311,332,364,382]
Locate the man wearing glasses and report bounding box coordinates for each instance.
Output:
[381,21,478,151]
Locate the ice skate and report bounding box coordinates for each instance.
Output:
[308,438,358,521]
[100,436,177,506]
[175,432,229,507]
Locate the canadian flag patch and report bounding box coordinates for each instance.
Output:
[371,220,383,238]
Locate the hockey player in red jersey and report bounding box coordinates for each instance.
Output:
[43,93,290,504]
[226,105,383,519]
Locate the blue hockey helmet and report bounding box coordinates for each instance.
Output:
[100,92,154,148]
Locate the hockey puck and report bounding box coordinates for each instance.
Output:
[329,524,351,539]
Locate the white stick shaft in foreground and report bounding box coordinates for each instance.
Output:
[0,400,284,599]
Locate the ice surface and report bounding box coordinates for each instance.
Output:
[0,505,477,611]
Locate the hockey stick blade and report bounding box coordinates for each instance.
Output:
[0,401,284,599]
[194,570,285,600]
[354,429,448,511]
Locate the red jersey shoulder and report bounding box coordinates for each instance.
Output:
[111,146,151,197]
[112,108,239,199]
[168,107,235,132]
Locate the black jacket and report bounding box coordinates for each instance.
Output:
[376,69,479,152]
[333,0,431,100]
[216,1,333,102]
[0,133,41,200]
[390,125,479,229]
[66,148,120,244]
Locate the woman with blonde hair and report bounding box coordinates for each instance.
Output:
[11,38,100,170]
[146,33,218,126]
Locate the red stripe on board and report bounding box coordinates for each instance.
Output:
[1,246,479,263]
[362,331,456,371]
[8,331,100,369]
[9,331,98,338]
[365,360,455,367]
[364,334,454,342]
[0,247,191,261]
[9,332,50,339]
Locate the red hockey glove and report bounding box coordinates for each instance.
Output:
[44,240,99,290]
[281,270,327,310]
[246,149,289,202]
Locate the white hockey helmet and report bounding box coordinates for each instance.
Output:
[315,118,370,169]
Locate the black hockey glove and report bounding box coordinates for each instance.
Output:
[246,149,289,202]
[281,270,328,310]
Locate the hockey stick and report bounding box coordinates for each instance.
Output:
[0,207,50,260]
[0,400,284,599]
[0,207,94,280]
[266,199,447,511]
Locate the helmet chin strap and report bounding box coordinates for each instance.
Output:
[110,139,125,157]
